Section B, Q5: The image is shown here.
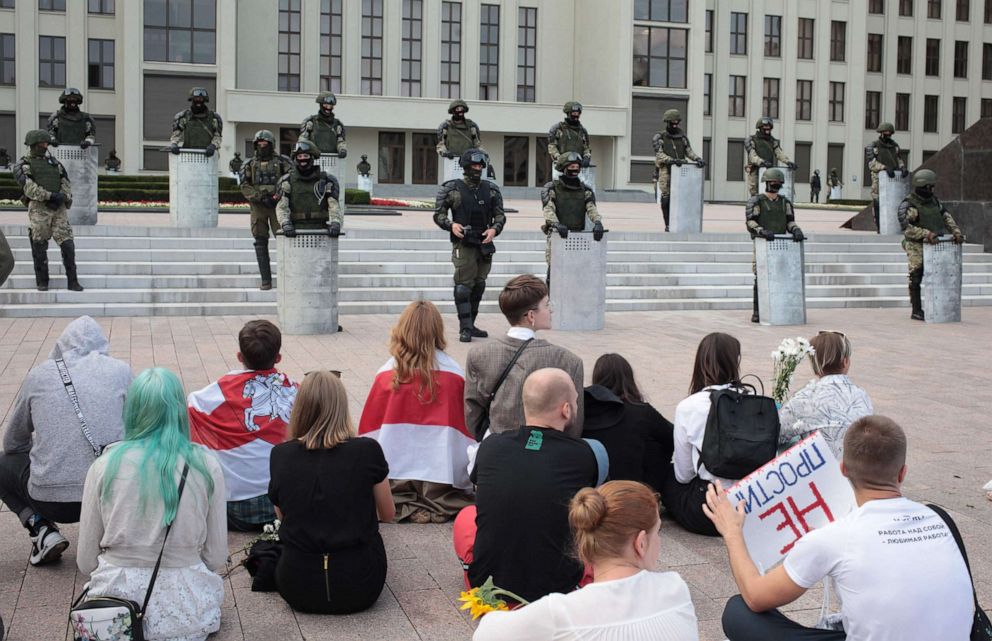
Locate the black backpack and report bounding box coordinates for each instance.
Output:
[700,380,780,479]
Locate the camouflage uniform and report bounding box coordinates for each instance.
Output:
[436,100,483,158]
[170,109,223,149]
[241,130,292,289]
[745,173,803,322]
[299,92,347,157]
[46,90,97,147]
[541,174,601,265]
[744,119,793,197]
[653,131,702,199]
[866,123,908,229]
[229,153,244,174]
[275,170,343,230]
[547,102,592,165]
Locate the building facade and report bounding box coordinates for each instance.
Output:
[0,0,989,201]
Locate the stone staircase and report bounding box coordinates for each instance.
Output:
[2,224,991,317]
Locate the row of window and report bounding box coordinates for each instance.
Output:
[0,35,115,89]
[871,36,991,79]
[0,0,114,11]
[871,0,992,21]
[706,14,847,61]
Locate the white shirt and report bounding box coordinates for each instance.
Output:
[507,326,537,341]
[784,497,973,641]
[472,570,699,641]
[778,375,873,458]
[672,385,736,486]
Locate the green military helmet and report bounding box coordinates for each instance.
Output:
[563,101,583,114]
[253,129,277,146]
[663,109,682,123]
[555,151,584,172]
[59,87,83,104]
[912,169,937,187]
[188,87,210,102]
[755,117,774,129]
[447,99,469,114]
[763,167,785,182]
[316,91,337,106]
[24,129,52,146]
[292,139,321,160]
[877,122,895,134]
[830,167,838,173]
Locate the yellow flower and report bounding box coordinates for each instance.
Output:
[457,577,526,620]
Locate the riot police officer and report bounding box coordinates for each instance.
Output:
[299,92,347,158]
[436,100,483,159]
[866,122,909,231]
[653,109,705,232]
[229,152,244,175]
[744,117,796,197]
[276,140,343,237]
[542,151,603,283]
[241,130,292,290]
[433,149,506,342]
[46,88,96,148]
[170,87,223,156]
[547,101,591,166]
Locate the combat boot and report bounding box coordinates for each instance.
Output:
[30,238,49,291]
[751,281,760,323]
[454,284,474,342]
[469,281,488,338]
[661,197,671,232]
[872,200,881,233]
[909,269,924,321]
[59,240,84,291]
[254,238,273,290]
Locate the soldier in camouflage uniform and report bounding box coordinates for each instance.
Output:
[866,122,909,231]
[434,149,506,343]
[547,101,592,166]
[745,168,805,322]
[541,151,603,284]
[241,130,292,291]
[12,130,83,292]
[652,109,706,232]
[170,87,223,156]
[436,100,483,159]
[898,169,964,321]
[299,92,347,158]
[229,152,244,175]
[276,140,343,238]
[45,88,96,148]
[744,117,796,198]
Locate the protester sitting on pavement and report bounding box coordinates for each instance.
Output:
[454,368,603,603]
[660,332,745,537]
[0,316,131,566]
[704,415,974,641]
[582,353,674,492]
[473,480,698,641]
[778,331,873,458]
[359,300,474,524]
[269,371,395,614]
[188,320,298,532]
[464,274,584,439]
[77,368,227,641]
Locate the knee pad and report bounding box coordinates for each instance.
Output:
[454,284,473,302]
[253,236,269,248]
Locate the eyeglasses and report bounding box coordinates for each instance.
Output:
[304,369,342,378]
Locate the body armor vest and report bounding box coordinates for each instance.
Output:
[874,140,899,169]
[311,116,340,153]
[756,196,788,233]
[554,180,588,230]
[445,122,476,156]
[752,135,776,163]
[556,123,586,155]
[28,156,62,192]
[251,157,284,191]
[55,111,88,145]
[908,194,946,235]
[450,180,491,242]
[288,170,328,224]
[183,112,216,149]
[660,133,689,160]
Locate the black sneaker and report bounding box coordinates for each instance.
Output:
[29,523,68,566]
[911,310,925,321]
[469,326,488,338]
[751,312,760,323]
[459,328,472,343]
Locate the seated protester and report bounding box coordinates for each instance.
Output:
[77,368,227,641]
[269,371,395,614]
[704,415,973,641]
[583,353,674,492]
[661,332,745,537]
[473,480,698,641]
[454,368,601,603]
[465,274,584,439]
[778,331,872,458]
[359,300,474,524]
[188,320,297,532]
[0,315,131,565]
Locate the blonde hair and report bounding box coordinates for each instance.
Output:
[810,332,852,377]
[569,481,660,566]
[289,371,355,449]
[389,300,446,402]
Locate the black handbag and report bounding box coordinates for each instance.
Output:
[69,465,190,641]
[928,504,992,641]
[472,338,532,440]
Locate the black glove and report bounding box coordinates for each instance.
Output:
[204,144,216,157]
[761,229,777,241]
[327,222,341,237]
[170,143,181,155]
[900,167,909,178]
[885,167,896,178]
[338,149,348,159]
[442,151,457,159]
[791,228,806,242]
[79,140,91,150]
[696,159,707,168]
[48,191,66,208]
[581,156,592,168]
[555,223,569,239]
[787,162,798,171]
[592,221,604,242]
[673,159,684,167]
[761,160,773,168]
[261,194,278,209]
[282,222,296,238]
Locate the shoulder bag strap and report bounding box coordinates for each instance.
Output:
[488,339,533,407]
[140,463,190,618]
[928,503,980,610]
[54,356,101,457]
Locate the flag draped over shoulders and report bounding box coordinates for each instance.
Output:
[359,351,473,490]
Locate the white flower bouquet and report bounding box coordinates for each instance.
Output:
[771,337,815,404]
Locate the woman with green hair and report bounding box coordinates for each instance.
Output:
[76,367,227,641]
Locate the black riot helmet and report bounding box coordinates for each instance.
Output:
[459,148,487,180]
[59,88,83,111]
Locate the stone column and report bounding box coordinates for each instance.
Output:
[755,235,807,326]
[169,151,219,228]
[550,231,607,331]
[759,166,795,202]
[318,156,346,213]
[277,230,340,334]
[54,145,98,225]
[670,164,704,233]
[923,238,962,323]
[878,173,910,234]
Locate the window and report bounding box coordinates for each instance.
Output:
[702,139,711,180]
[479,4,499,100]
[827,144,844,182]
[88,39,114,90]
[729,75,746,117]
[762,77,780,119]
[867,34,883,72]
[412,132,438,184]
[830,21,846,62]
[503,136,529,186]
[865,91,881,129]
[796,80,812,120]
[0,33,13,85]
[361,0,383,95]
[39,0,64,10]
[634,0,688,22]
[952,97,967,133]
[516,7,536,102]
[705,10,713,53]
[440,2,461,99]
[954,41,968,77]
[797,18,814,59]
[922,149,937,163]
[727,140,745,181]
[829,82,845,122]
[730,13,747,55]
[536,137,552,185]
[986,0,992,21]
[88,0,114,13]
[897,36,912,74]
[278,0,301,92]
[0,0,12,8]
[378,132,405,184]
[402,0,423,97]
[900,0,914,15]
[869,0,885,13]
[924,95,939,132]
[320,0,342,93]
[764,15,781,57]
[39,36,66,88]
[144,0,216,64]
[703,73,712,116]
[632,26,688,87]
[926,38,940,76]
[982,98,992,117]
[984,43,992,79]
[794,142,811,183]
[895,93,910,130]
[928,0,942,17]
[957,0,970,19]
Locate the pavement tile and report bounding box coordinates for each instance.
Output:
[394,588,475,641]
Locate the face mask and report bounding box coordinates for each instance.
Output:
[564,166,581,178]
[452,111,465,122]
[257,142,272,158]
[191,100,206,113]
[761,127,772,136]
[464,164,483,180]
[915,186,934,199]
[667,122,680,133]
[766,182,783,193]
[568,113,580,124]
[64,102,80,112]
[881,133,892,140]
[320,105,333,116]
[296,155,314,173]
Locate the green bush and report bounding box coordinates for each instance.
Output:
[345,188,371,205]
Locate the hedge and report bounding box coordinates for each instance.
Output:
[345,189,371,205]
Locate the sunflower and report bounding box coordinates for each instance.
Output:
[457,576,528,620]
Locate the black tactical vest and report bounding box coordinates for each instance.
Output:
[554,180,588,231]
[183,112,216,149]
[660,133,689,160]
[556,123,586,155]
[908,194,947,235]
[450,180,491,242]
[28,156,62,192]
[874,139,899,169]
[55,111,88,145]
[752,135,776,163]
[756,196,789,234]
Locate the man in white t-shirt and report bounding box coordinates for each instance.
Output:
[703,415,973,641]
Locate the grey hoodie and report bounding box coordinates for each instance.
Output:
[2,316,133,503]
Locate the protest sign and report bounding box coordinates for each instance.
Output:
[726,431,856,573]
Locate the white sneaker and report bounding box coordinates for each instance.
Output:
[29,524,69,566]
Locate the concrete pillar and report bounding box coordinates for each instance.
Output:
[923,239,962,323]
[357,174,373,195]
[169,152,219,228]
[277,230,340,335]
[54,145,99,225]
[669,164,704,233]
[878,173,909,234]
[550,232,607,331]
[755,236,807,326]
[758,166,795,203]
